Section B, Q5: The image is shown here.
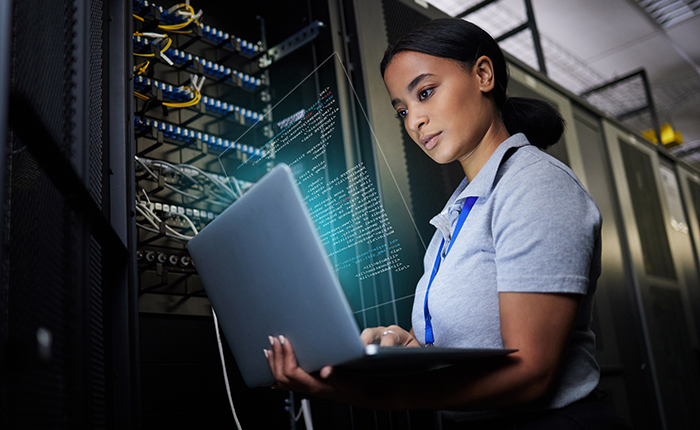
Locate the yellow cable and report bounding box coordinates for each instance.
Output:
[159,4,196,30]
[162,86,201,108]
[161,36,172,52]
[133,5,198,31]
[133,34,172,57]
[135,60,150,75]
[134,86,201,108]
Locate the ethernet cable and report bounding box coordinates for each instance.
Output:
[136,200,196,240]
[146,157,239,200]
[135,206,194,242]
[135,157,237,206]
[135,191,199,241]
[212,308,244,430]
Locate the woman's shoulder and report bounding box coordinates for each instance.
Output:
[491,143,600,227]
[496,143,589,196]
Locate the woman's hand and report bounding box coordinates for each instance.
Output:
[264,325,418,398]
[360,325,420,347]
[265,335,335,395]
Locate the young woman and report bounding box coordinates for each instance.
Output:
[265,18,630,429]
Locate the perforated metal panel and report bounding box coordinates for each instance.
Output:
[5,0,109,427]
[6,0,78,426]
[688,179,700,237]
[89,0,104,206]
[648,285,700,429]
[618,139,676,279]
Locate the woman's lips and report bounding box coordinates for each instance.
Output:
[422,132,442,150]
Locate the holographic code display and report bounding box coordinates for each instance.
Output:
[219,54,420,328]
[229,87,411,280]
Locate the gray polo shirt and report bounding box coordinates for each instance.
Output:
[411,133,601,417]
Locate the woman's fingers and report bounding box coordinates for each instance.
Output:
[265,336,330,394]
[360,326,387,345]
[361,325,421,347]
[380,328,402,346]
[320,366,333,379]
[269,335,288,384]
[360,327,378,345]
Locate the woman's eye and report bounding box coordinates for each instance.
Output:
[396,109,407,120]
[418,88,433,100]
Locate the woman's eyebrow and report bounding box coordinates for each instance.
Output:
[391,73,435,107]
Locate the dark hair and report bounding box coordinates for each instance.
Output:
[380,18,564,149]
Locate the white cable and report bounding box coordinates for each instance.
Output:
[141,187,152,206]
[140,32,168,39]
[137,157,233,203]
[135,205,160,230]
[142,158,203,190]
[135,223,192,242]
[301,399,314,430]
[194,75,206,92]
[212,308,243,430]
[178,163,237,199]
[172,212,198,235]
[135,202,195,241]
[159,50,174,66]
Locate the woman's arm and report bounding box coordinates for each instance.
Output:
[384,291,582,411]
[266,291,581,411]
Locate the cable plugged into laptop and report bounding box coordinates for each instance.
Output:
[212,307,315,429]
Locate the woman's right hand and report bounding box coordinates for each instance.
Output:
[360,325,421,347]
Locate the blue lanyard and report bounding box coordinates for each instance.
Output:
[424,196,478,346]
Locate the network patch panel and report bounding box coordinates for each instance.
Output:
[133,0,261,57]
[132,0,279,310]
[133,75,265,124]
[133,35,264,90]
[132,0,321,319]
[134,116,265,157]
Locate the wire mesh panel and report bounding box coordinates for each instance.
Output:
[618,139,676,279]
[3,0,111,427]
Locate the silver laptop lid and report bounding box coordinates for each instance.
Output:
[188,164,366,387]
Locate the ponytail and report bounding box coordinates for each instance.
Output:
[501,97,565,150]
[381,18,565,149]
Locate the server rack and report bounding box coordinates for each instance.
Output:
[604,124,700,430]
[2,0,136,428]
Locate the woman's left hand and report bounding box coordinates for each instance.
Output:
[265,335,337,395]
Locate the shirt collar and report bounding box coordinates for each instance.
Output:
[429,133,530,242]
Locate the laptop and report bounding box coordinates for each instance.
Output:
[187,163,515,388]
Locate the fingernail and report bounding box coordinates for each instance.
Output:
[269,336,275,346]
[279,335,285,345]
[264,349,269,358]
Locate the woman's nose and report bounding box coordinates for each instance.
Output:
[406,110,427,133]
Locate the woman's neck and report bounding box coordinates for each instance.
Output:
[459,121,511,182]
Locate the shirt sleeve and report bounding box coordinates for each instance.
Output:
[491,158,601,294]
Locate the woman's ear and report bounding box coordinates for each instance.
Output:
[474,55,496,93]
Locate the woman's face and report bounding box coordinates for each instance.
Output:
[383,51,499,168]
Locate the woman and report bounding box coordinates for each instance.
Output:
[266,18,630,429]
